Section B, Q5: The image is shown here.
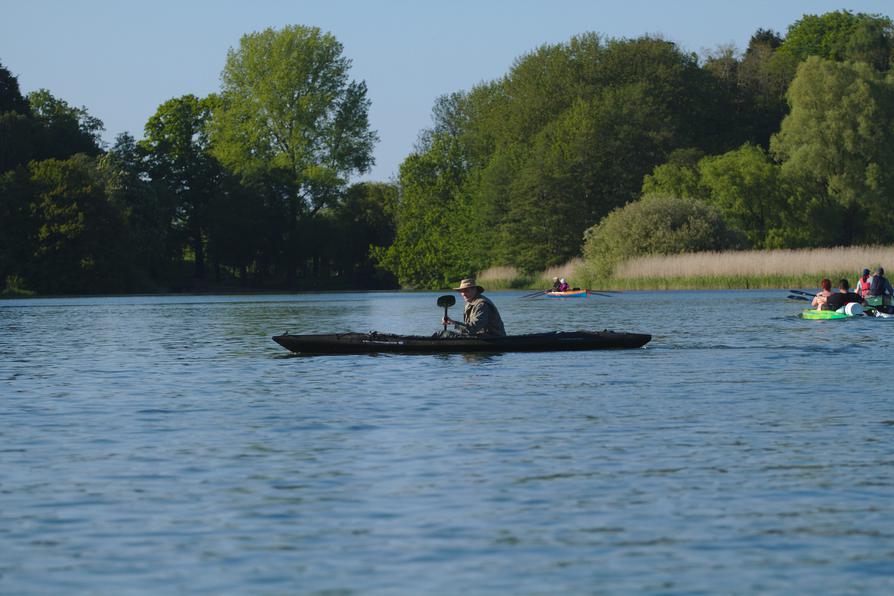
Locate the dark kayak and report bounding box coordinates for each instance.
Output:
[272,330,651,355]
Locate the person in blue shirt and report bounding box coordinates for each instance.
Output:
[867,267,894,313]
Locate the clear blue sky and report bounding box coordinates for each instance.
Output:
[2,0,891,182]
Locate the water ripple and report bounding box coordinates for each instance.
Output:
[1,290,893,593]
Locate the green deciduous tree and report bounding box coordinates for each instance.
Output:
[211,25,378,283]
[0,62,29,115]
[377,133,477,288]
[698,144,789,247]
[101,133,176,286]
[779,10,894,70]
[328,182,397,287]
[0,166,36,290]
[27,89,104,159]
[641,148,706,200]
[0,63,36,172]
[26,155,128,293]
[770,56,894,243]
[141,94,220,278]
[386,33,739,284]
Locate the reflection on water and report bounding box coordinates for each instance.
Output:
[1,290,893,593]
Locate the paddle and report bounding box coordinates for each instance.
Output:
[521,290,548,298]
[787,294,811,302]
[789,289,815,297]
[437,294,456,331]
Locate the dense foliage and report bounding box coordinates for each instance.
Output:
[380,9,894,285]
[1,27,393,295]
[4,10,894,294]
[582,194,742,276]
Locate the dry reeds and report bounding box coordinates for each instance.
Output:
[540,258,585,282]
[477,266,521,283]
[616,246,894,279]
[477,259,589,290]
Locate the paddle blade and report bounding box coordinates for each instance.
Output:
[787,294,811,302]
[437,295,456,308]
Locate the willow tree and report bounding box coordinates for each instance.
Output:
[211,25,378,282]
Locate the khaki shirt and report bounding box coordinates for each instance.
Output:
[453,295,506,336]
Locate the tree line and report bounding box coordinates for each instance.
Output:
[384,9,894,286]
[2,11,893,295]
[1,25,396,295]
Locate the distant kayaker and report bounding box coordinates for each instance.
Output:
[443,278,506,337]
[869,267,893,301]
[854,268,872,299]
[557,278,570,292]
[550,277,562,292]
[825,279,863,311]
[812,278,833,310]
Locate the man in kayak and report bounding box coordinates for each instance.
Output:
[550,277,562,292]
[853,268,872,299]
[811,278,834,310]
[443,278,506,336]
[557,278,570,292]
[825,279,863,311]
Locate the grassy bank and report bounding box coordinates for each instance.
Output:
[477,247,894,291]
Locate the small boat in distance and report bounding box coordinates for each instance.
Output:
[544,289,588,298]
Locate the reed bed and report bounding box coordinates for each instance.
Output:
[477,246,894,291]
[616,246,894,279]
[540,258,586,284]
[476,266,533,290]
[478,258,587,290]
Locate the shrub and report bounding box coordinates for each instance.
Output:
[582,194,744,276]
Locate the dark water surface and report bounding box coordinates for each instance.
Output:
[2,290,893,594]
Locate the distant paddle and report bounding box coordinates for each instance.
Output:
[787,294,811,302]
[437,294,456,331]
[520,290,548,298]
[789,289,815,297]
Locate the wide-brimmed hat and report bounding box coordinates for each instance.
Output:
[453,278,484,292]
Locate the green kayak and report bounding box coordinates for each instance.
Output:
[801,309,853,320]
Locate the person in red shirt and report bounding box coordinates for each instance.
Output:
[853,268,871,299]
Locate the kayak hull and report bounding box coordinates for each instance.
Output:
[544,290,588,298]
[273,330,651,354]
[800,309,854,319]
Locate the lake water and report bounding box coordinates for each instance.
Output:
[1,290,893,594]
